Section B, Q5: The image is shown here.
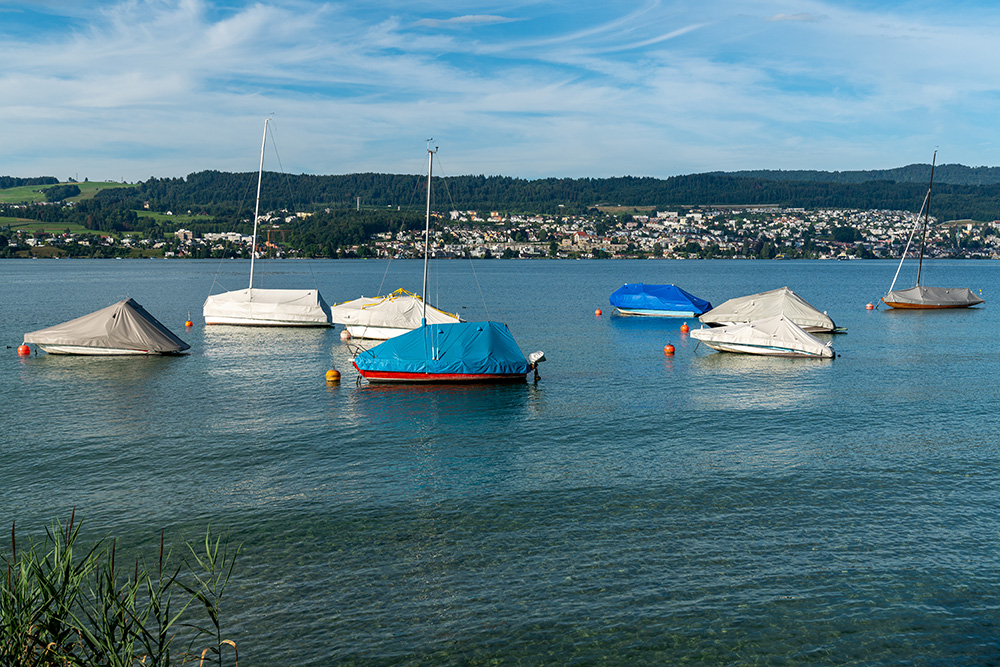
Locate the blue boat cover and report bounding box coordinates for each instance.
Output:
[609,283,712,314]
[353,321,530,376]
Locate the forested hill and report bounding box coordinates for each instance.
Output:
[718,163,1000,186]
[91,167,1000,222]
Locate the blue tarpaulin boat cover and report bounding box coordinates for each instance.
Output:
[609,284,712,315]
[353,321,530,377]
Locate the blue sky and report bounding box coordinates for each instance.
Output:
[2,0,1000,182]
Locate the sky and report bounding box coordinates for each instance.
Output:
[3,0,1000,182]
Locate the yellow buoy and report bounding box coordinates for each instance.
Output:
[664,344,675,356]
[325,369,341,383]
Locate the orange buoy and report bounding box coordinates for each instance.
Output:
[664,343,675,356]
[17,344,30,357]
[595,309,602,317]
[866,303,874,310]
[325,369,341,383]
[680,322,689,333]
[340,329,352,341]
[184,320,193,327]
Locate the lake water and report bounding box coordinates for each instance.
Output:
[3,257,999,665]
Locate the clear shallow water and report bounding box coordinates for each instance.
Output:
[3,257,1000,665]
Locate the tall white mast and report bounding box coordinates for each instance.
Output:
[249,118,268,290]
[421,140,437,326]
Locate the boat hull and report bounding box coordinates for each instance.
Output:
[35,344,184,356]
[613,308,699,318]
[204,316,330,327]
[696,340,831,358]
[345,324,409,340]
[352,363,526,383]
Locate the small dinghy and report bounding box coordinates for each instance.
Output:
[691,315,834,359]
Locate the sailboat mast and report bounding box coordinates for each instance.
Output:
[421,141,437,326]
[916,151,936,287]
[249,118,268,290]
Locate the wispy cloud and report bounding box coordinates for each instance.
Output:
[414,15,521,28]
[2,0,1000,181]
[767,13,821,22]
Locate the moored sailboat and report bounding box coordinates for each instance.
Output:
[352,143,543,383]
[202,118,332,326]
[882,152,984,309]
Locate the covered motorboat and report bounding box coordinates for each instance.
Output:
[353,321,538,383]
[330,288,462,339]
[203,288,331,326]
[698,286,838,333]
[691,315,834,359]
[609,283,712,317]
[24,298,190,355]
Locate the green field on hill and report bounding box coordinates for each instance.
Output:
[0,181,134,204]
[0,217,93,234]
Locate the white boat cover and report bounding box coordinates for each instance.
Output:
[883,285,984,308]
[329,289,462,334]
[203,288,331,326]
[24,298,190,354]
[691,315,834,358]
[698,286,836,333]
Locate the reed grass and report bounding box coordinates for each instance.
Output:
[1,510,241,666]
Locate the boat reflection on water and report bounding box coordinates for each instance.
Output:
[688,350,832,411]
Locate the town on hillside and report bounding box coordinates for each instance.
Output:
[2,204,998,260]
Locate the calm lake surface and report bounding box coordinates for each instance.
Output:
[3,257,1000,665]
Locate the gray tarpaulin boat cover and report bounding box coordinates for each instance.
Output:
[691,315,835,358]
[698,286,837,333]
[24,298,190,353]
[882,285,984,308]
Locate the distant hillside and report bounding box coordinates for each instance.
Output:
[717,163,1000,186]
[91,169,1000,223]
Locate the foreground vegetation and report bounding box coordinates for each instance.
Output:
[1,512,240,666]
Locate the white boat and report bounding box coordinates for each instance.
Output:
[330,288,463,340]
[698,286,839,333]
[691,315,834,359]
[24,298,190,355]
[882,151,984,310]
[203,118,332,327]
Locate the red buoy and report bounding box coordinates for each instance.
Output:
[866,303,874,310]
[680,322,689,333]
[664,344,675,356]
[595,309,602,317]
[184,320,193,327]
[17,344,30,357]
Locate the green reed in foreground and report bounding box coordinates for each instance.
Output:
[0,511,240,666]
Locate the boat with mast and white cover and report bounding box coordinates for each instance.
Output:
[24,298,190,355]
[882,151,984,309]
[330,288,463,340]
[352,143,544,383]
[691,315,834,359]
[202,118,332,327]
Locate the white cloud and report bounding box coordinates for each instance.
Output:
[3,0,1000,180]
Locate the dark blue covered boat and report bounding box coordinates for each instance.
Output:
[352,321,534,383]
[609,283,712,317]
